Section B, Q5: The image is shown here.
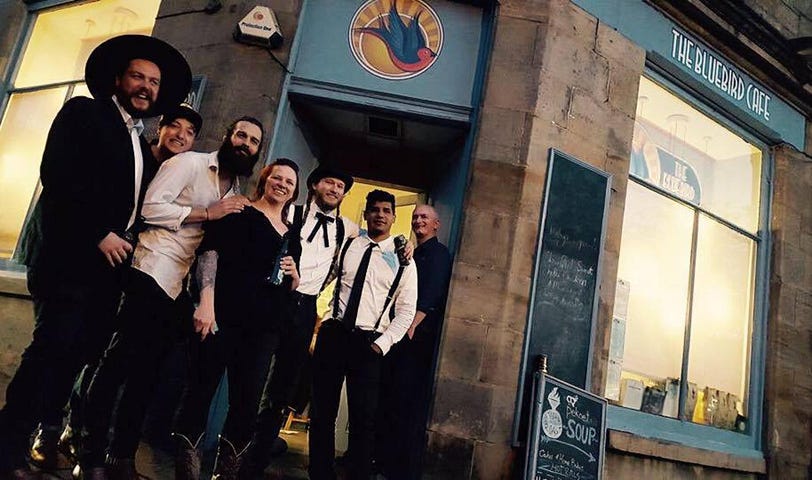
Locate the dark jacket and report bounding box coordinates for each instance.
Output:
[19,96,158,285]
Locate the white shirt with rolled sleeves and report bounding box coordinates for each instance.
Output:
[290,201,359,296]
[133,150,239,299]
[331,234,418,355]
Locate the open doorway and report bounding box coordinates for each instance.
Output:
[267,92,470,467]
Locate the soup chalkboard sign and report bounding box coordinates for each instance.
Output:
[526,373,607,480]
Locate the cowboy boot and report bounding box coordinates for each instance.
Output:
[172,433,203,480]
[29,425,61,470]
[211,437,250,480]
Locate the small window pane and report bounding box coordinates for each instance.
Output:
[15,0,160,88]
[0,88,69,258]
[608,182,694,418]
[686,215,755,430]
[632,77,762,233]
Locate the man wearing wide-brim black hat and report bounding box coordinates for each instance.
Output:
[0,34,191,480]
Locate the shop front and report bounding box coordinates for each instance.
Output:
[1,0,812,479]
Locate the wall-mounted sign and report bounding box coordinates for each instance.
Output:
[348,0,443,80]
[631,122,702,204]
[670,28,771,122]
[525,373,607,480]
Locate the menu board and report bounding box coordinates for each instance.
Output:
[526,373,607,480]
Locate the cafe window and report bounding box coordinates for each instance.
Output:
[606,77,763,435]
[0,0,160,262]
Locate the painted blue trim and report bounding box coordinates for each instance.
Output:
[437,2,497,256]
[287,77,472,126]
[572,0,805,151]
[23,0,76,12]
[607,405,764,459]
[265,0,310,165]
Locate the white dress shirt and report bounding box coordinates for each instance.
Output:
[133,150,239,299]
[291,202,359,295]
[330,234,418,355]
[112,95,144,230]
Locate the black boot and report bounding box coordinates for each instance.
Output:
[172,433,203,480]
[212,437,250,480]
[29,425,61,470]
[242,406,288,478]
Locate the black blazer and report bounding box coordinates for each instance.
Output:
[19,96,158,285]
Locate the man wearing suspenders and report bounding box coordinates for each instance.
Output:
[308,189,418,480]
[245,165,359,474]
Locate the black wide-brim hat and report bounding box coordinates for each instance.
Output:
[85,35,192,116]
[159,104,203,136]
[307,165,354,193]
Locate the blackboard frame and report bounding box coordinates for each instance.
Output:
[512,149,611,445]
[525,373,608,480]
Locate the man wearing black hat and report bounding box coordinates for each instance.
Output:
[242,165,359,476]
[29,103,206,470]
[78,116,264,480]
[0,35,191,480]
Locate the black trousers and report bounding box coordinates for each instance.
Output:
[375,332,437,480]
[80,269,190,467]
[254,293,317,444]
[174,323,280,450]
[309,321,383,480]
[0,268,121,471]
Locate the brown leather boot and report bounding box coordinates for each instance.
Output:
[172,433,203,480]
[211,437,250,480]
[29,426,60,470]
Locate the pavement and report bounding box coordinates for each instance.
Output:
[37,433,311,480]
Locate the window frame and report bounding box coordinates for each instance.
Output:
[605,65,772,458]
[0,0,155,274]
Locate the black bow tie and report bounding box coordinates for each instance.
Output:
[307,212,335,247]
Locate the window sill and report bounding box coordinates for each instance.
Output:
[0,270,29,297]
[607,430,766,473]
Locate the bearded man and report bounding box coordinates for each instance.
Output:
[77,117,265,480]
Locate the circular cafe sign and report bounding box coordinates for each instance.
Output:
[349,0,443,80]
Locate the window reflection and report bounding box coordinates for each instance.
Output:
[0,88,68,258]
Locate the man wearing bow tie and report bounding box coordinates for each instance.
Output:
[244,165,359,474]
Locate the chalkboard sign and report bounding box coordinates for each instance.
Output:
[525,373,607,480]
[513,150,610,444]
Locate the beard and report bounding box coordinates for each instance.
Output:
[115,90,155,119]
[218,139,260,177]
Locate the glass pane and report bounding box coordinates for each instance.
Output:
[606,182,694,418]
[15,0,161,88]
[686,215,755,431]
[0,88,69,259]
[632,77,762,233]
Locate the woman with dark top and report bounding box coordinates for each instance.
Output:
[173,158,302,480]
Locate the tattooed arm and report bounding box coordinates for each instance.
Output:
[193,250,218,340]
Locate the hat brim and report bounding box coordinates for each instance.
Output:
[307,165,354,193]
[85,35,192,116]
[160,105,203,135]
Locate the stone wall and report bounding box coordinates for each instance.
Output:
[742,0,812,38]
[425,0,643,477]
[765,144,812,479]
[0,0,26,81]
[152,0,303,158]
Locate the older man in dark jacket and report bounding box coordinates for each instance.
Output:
[0,35,191,480]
